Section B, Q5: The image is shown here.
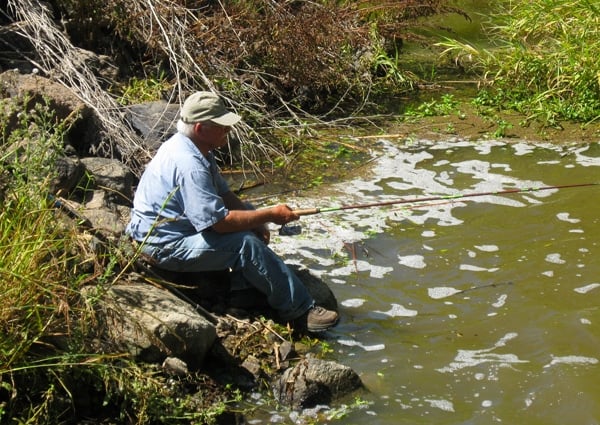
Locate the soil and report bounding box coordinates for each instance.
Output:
[390,103,600,145]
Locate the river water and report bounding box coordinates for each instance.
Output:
[264,138,600,424]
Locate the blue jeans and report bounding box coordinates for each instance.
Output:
[140,230,314,321]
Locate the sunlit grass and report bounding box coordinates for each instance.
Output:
[438,0,600,125]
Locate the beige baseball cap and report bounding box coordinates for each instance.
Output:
[180,91,241,126]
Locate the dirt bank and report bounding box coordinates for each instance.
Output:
[392,102,600,145]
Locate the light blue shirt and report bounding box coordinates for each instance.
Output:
[126,132,230,244]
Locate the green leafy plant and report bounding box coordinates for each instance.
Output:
[116,70,172,105]
[372,45,417,91]
[443,0,600,125]
[405,94,459,117]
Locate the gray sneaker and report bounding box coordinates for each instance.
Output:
[298,306,339,332]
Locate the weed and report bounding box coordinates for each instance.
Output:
[492,118,513,138]
[445,122,456,134]
[405,94,459,117]
[372,45,417,91]
[115,70,172,105]
[445,0,600,125]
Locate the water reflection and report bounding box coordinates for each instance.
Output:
[268,139,600,425]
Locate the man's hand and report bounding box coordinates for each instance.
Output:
[268,204,299,225]
[212,202,299,234]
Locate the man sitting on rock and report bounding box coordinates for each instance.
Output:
[126,91,338,332]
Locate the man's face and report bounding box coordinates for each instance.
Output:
[195,122,231,152]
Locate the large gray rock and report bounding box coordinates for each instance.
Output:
[273,357,363,409]
[81,189,129,234]
[126,100,180,150]
[52,155,86,196]
[80,157,134,205]
[95,281,217,369]
[0,70,100,154]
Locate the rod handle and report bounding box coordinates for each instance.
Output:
[293,208,320,216]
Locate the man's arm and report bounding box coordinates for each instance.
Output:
[211,191,298,234]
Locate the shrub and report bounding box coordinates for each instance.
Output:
[444,0,600,125]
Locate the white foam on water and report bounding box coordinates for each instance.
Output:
[398,254,426,269]
[569,229,584,233]
[557,212,580,223]
[580,318,592,325]
[573,146,600,167]
[574,283,600,294]
[460,264,499,272]
[544,355,599,368]
[542,270,554,277]
[545,253,566,264]
[351,180,384,192]
[422,230,436,237]
[387,181,419,191]
[491,163,512,172]
[512,142,536,156]
[428,287,462,299]
[329,261,393,279]
[424,399,455,413]
[341,298,366,308]
[525,393,536,408]
[436,170,453,185]
[522,194,544,205]
[481,400,493,408]
[337,338,386,352]
[453,159,492,176]
[473,143,495,155]
[436,332,528,373]
[492,294,507,308]
[475,244,499,252]
[374,303,418,317]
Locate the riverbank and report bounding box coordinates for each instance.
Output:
[394,98,600,145]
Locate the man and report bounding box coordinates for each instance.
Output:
[126,91,338,332]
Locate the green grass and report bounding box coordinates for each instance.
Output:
[441,0,600,125]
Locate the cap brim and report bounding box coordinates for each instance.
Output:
[211,112,242,126]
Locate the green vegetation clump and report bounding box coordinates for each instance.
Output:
[443,0,600,126]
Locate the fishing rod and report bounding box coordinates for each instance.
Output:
[292,182,598,216]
